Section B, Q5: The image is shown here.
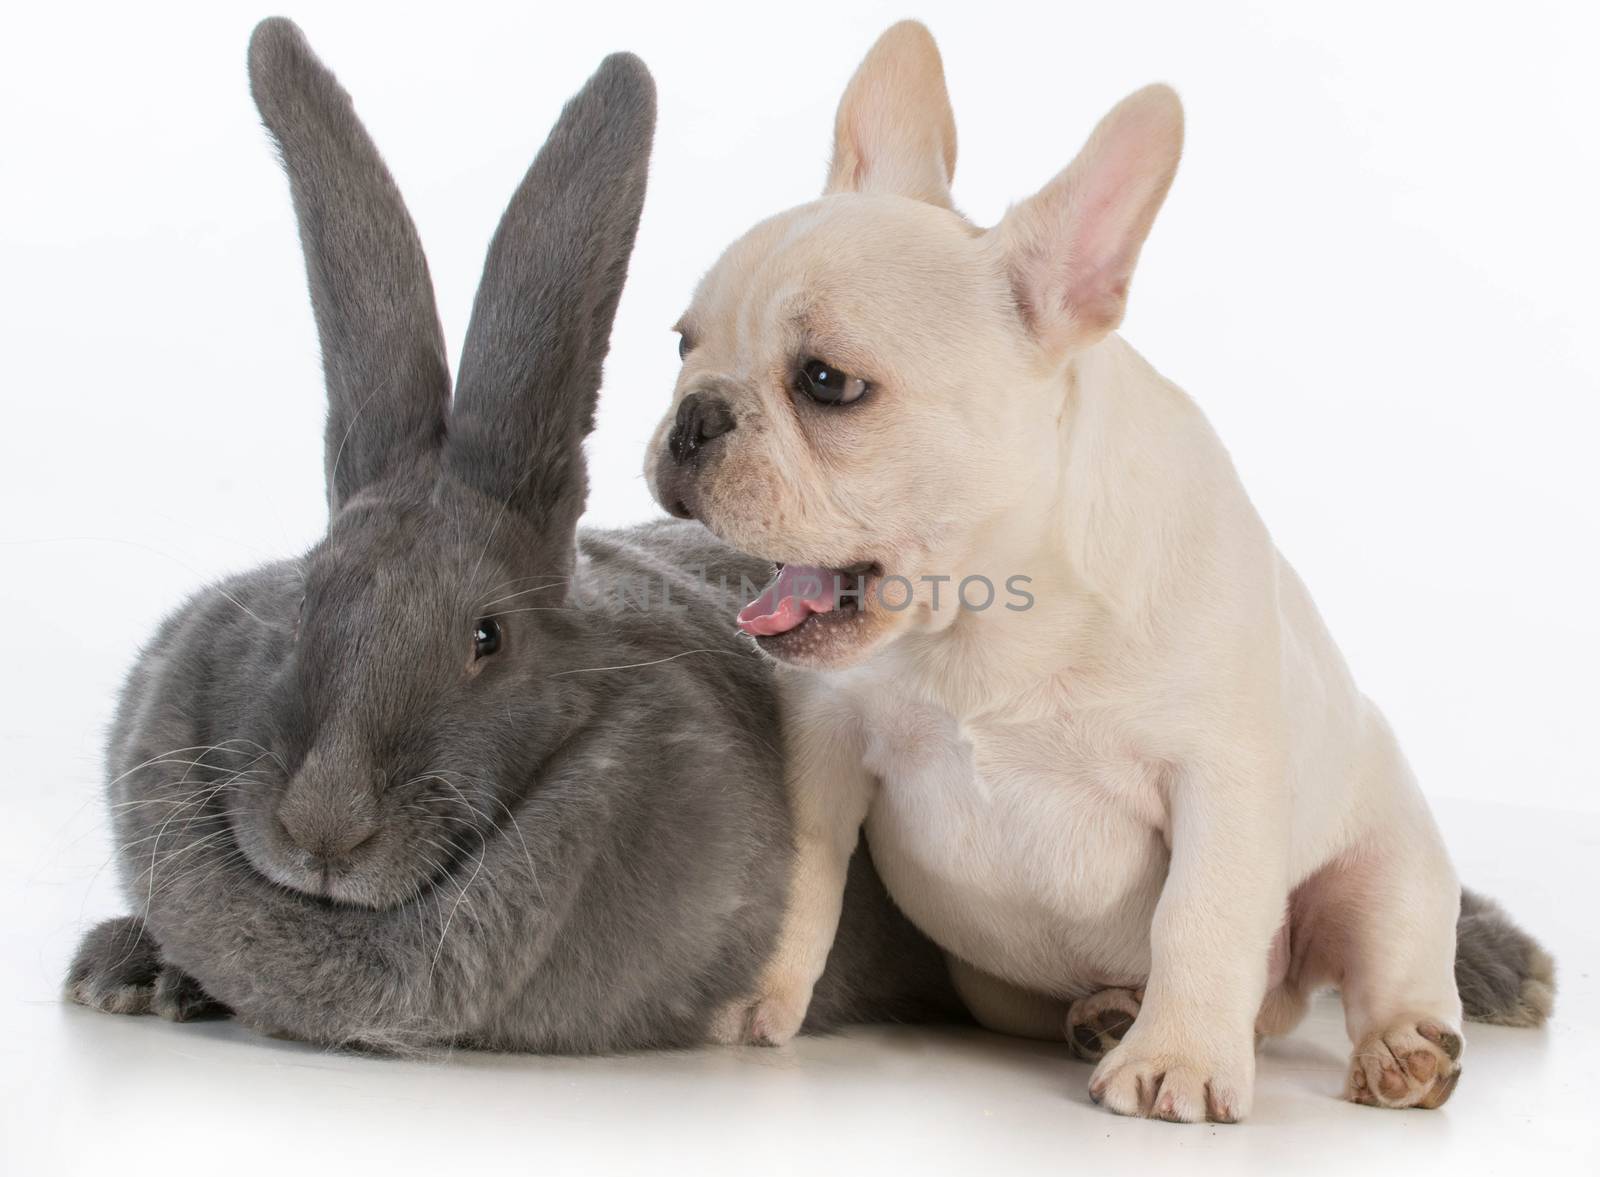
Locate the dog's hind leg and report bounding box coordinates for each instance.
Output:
[948,956,1143,1062]
[1316,774,1465,1109]
[947,956,1072,1041]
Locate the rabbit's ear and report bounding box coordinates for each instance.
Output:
[248,18,450,511]
[447,54,655,552]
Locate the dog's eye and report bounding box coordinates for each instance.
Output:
[677,332,692,360]
[473,618,502,659]
[796,359,868,406]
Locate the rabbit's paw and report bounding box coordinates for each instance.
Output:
[66,916,160,1014]
[151,962,230,1022]
[66,915,227,1021]
[1346,1019,1462,1109]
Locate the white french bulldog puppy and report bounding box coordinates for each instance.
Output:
[648,22,1469,1121]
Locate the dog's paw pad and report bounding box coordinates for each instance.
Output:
[1066,987,1142,1063]
[1347,1020,1463,1109]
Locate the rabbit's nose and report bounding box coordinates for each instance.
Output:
[668,392,736,466]
[278,799,377,865]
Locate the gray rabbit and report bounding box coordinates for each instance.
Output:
[63,18,963,1052]
[66,18,1552,1056]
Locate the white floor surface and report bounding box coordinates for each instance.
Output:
[3,798,1592,1176]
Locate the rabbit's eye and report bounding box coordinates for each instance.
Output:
[473,618,503,659]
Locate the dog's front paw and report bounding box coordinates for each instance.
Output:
[709,977,815,1047]
[65,915,227,1022]
[1347,1019,1462,1109]
[1088,1026,1254,1123]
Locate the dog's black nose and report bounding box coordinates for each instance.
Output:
[668,392,736,466]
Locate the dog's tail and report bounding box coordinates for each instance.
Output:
[1456,888,1556,1027]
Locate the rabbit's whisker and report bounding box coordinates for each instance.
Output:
[465,465,536,595]
[425,770,544,908]
[429,837,488,982]
[106,740,273,792]
[549,648,744,677]
[327,375,396,502]
[477,581,571,609]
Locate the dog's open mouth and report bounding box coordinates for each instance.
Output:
[736,561,883,641]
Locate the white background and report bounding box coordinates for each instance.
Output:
[2,2,1596,1174]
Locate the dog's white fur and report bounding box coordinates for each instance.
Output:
[649,22,1464,1121]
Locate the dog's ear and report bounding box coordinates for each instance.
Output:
[994,85,1183,354]
[824,21,956,208]
[248,18,450,512]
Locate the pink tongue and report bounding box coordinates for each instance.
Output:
[737,565,836,637]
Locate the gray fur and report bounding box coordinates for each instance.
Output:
[448,51,651,566]
[1457,888,1556,1028]
[66,19,962,1053]
[249,19,451,510]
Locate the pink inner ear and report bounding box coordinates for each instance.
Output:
[1013,191,1132,348]
[1008,85,1183,349]
[1072,154,1143,287]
